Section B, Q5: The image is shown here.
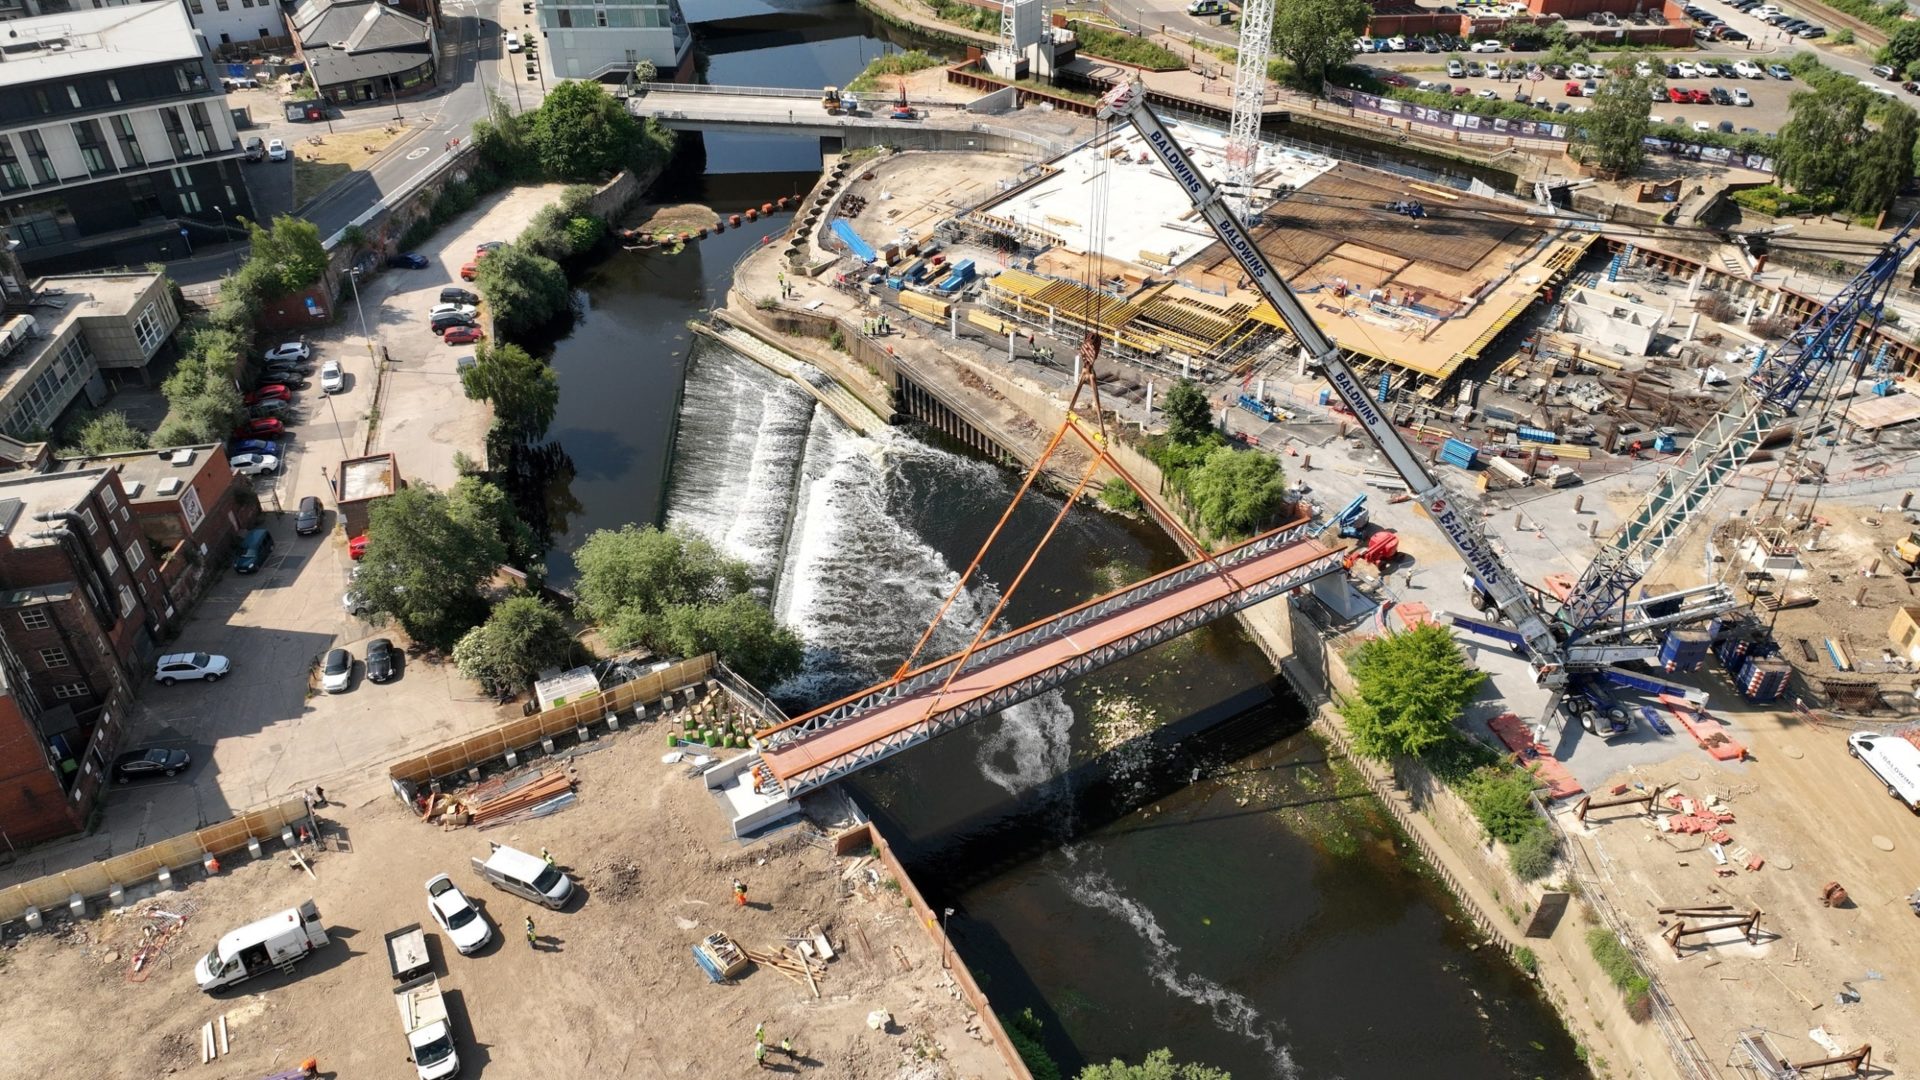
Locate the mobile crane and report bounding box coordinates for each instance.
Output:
[1097,80,1919,713]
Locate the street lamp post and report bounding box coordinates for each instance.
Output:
[214,204,229,243]
[347,267,377,369]
[940,907,955,969]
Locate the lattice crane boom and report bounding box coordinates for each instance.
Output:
[1559,223,1919,642]
[1097,82,1566,679]
[1223,0,1275,222]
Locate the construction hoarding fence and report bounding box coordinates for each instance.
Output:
[386,654,718,786]
[0,795,313,926]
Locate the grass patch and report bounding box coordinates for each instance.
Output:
[847,49,946,93]
[1066,20,1188,70]
[1587,927,1653,1021]
[1730,183,1836,217]
[292,124,412,206]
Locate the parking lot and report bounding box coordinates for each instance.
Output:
[0,185,563,891]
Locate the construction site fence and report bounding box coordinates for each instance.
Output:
[833,820,1035,1080]
[0,795,312,926]
[385,654,718,786]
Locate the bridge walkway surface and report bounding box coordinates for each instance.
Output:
[757,522,1343,795]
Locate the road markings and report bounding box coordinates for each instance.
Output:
[408,146,432,160]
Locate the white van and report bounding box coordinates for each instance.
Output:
[195,900,330,991]
[505,31,523,52]
[1848,731,1920,812]
[471,842,574,908]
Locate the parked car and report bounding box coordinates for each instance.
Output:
[1466,60,1483,76]
[1710,86,1732,105]
[1688,87,1711,104]
[425,874,491,954]
[230,438,280,458]
[459,262,480,281]
[343,589,370,615]
[266,138,288,161]
[321,360,345,394]
[1569,63,1591,78]
[476,240,505,255]
[350,533,370,560]
[1692,119,1712,132]
[429,303,479,319]
[245,385,291,404]
[1733,88,1752,105]
[1767,64,1792,79]
[264,341,311,363]
[244,137,266,162]
[444,325,484,345]
[387,252,431,269]
[367,637,397,683]
[1470,39,1502,52]
[1733,60,1762,78]
[155,652,231,685]
[439,287,480,306]
[233,417,285,439]
[1668,86,1689,102]
[113,747,191,783]
[248,399,292,418]
[321,648,353,693]
[295,495,323,536]
[233,527,275,572]
[230,452,279,476]
[1447,59,1464,77]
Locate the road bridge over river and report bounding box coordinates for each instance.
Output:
[753,522,1343,795]
[627,84,1082,155]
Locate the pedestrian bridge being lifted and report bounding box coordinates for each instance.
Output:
[753,521,1342,797]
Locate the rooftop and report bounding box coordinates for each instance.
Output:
[0,469,108,547]
[0,272,166,409]
[291,0,433,84]
[53,444,220,503]
[339,452,397,502]
[0,4,204,88]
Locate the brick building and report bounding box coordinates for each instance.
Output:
[55,444,251,610]
[0,628,129,847]
[335,451,402,538]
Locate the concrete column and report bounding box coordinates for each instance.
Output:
[1687,265,1703,302]
[1684,312,1700,344]
[950,307,957,340]
[1256,378,1266,402]
[1008,328,1016,361]
[1144,380,1154,427]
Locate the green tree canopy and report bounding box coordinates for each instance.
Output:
[245,215,328,296]
[1572,65,1654,179]
[475,244,571,337]
[1161,379,1214,446]
[1849,100,1919,215]
[1078,1049,1232,1080]
[1270,0,1370,88]
[159,328,247,444]
[452,595,575,690]
[461,341,560,441]
[451,475,542,569]
[1775,84,1914,216]
[572,525,800,685]
[64,412,150,457]
[1341,622,1488,759]
[1186,445,1287,541]
[528,79,643,181]
[356,485,505,649]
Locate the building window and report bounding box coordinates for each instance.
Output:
[34,89,50,114]
[597,9,609,25]
[19,608,50,630]
[189,0,203,12]
[118,586,135,619]
[164,110,194,158]
[107,78,121,103]
[80,508,98,534]
[53,682,91,700]
[100,545,119,576]
[126,540,145,571]
[0,138,25,193]
[0,334,92,432]
[72,120,110,175]
[39,646,69,668]
[133,303,168,354]
[100,486,117,511]
[23,131,55,184]
[112,115,144,168]
[179,191,202,214]
[188,103,217,154]
[127,175,162,220]
[67,86,82,109]
[215,0,228,10]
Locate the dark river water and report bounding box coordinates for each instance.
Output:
[532,3,1588,1076]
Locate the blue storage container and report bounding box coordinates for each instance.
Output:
[1516,426,1557,444]
[1317,388,1331,406]
[1439,438,1478,469]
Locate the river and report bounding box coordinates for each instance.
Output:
[534,4,1588,1076]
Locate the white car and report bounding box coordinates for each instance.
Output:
[505,31,523,52]
[321,647,352,693]
[320,360,345,394]
[429,303,478,319]
[1635,61,1654,77]
[266,138,288,162]
[1732,88,1752,105]
[1569,63,1591,78]
[426,875,493,954]
[263,341,310,363]
[1692,120,1712,132]
[1676,62,1698,78]
[343,589,369,615]
[1483,61,1503,78]
[1447,59,1464,77]
[1477,88,1498,98]
[1470,40,1502,52]
[230,452,279,476]
[154,651,231,685]
[1733,60,1763,78]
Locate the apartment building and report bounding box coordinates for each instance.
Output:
[0,3,255,272]
[534,0,691,83]
[0,270,180,440]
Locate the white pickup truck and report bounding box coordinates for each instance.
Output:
[396,973,461,1080]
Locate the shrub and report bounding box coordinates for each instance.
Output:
[1459,764,1543,845]
[1587,927,1654,1019]
[1099,477,1143,513]
[1000,1009,1062,1080]
[1513,946,1538,975]
[1065,21,1188,70]
[1507,826,1557,881]
[847,49,946,93]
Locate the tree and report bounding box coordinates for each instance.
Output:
[461,342,560,440]
[1185,445,1287,541]
[356,485,506,649]
[528,79,643,181]
[475,244,571,337]
[65,412,149,456]
[1776,84,1870,198]
[633,59,658,83]
[571,525,801,684]
[1079,1050,1232,1080]
[1270,0,1370,88]
[245,215,328,296]
[1848,100,1918,215]
[452,595,574,690]
[160,328,247,444]
[450,475,542,568]
[1341,622,1488,759]
[1572,66,1655,179]
[1161,379,1214,446]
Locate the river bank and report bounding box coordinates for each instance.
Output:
[713,152,1652,1077]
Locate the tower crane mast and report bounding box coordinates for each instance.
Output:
[1223,0,1276,222]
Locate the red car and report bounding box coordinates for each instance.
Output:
[233,417,285,438]
[443,325,484,345]
[245,385,291,404]
[349,534,369,560]
[1667,86,1689,103]
[1688,88,1711,105]
[459,261,479,281]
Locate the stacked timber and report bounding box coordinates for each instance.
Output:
[899,292,950,321]
[427,767,577,827]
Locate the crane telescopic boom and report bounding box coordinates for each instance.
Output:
[1096,83,1566,681]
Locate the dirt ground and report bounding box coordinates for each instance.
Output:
[293,123,415,205]
[0,725,1008,1080]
